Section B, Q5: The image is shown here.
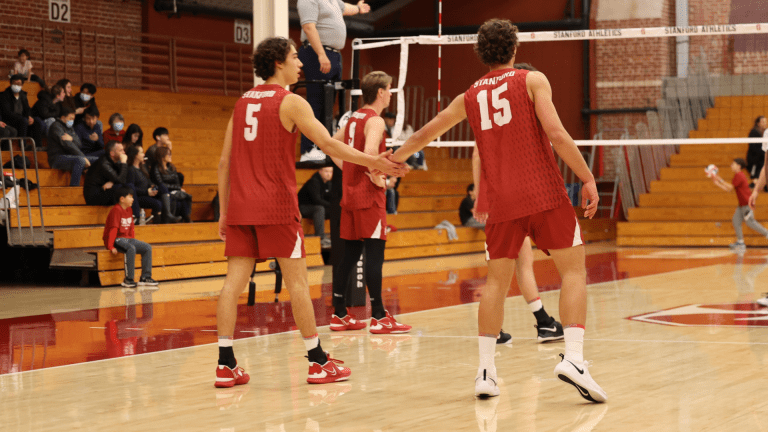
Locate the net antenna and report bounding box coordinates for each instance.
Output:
[350,22,768,148]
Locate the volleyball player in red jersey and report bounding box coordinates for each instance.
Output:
[327,71,412,334]
[393,19,606,402]
[215,37,408,388]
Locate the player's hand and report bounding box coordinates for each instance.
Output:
[218,217,227,241]
[749,190,759,210]
[365,171,386,188]
[372,149,409,177]
[472,200,488,223]
[581,180,599,219]
[111,248,117,255]
[318,53,331,74]
[357,1,371,13]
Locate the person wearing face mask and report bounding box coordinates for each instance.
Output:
[46,105,98,187]
[75,105,105,158]
[31,84,65,135]
[0,74,42,148]
[103,113,126,144]
[74,83,97,125]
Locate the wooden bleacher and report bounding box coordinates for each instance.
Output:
[3,83,614,285]
[618,95,768,247]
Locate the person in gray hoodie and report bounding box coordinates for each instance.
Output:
[46,105,98,186]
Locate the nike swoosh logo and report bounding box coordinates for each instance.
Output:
[539,327,557,332]
[576,385,589,397]
[325,366,338,376]
[566,359,584,374]
[380,322,393,328]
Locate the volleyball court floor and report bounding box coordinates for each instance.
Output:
[1,242,766,431]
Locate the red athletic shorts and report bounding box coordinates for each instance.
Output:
[224,220,306,260]
[340,206,387,241]
[484,200,582,260]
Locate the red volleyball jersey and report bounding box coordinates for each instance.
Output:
[340,108,386,210]
[464,68,570,223]
[227,84,300,225]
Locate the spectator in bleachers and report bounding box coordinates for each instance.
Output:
[383,112,424,170]
[10,49,44,86]
[103,113,125,144]
[84,140,141,221]
[55,79,83,116]
[75,105,104,158]
[103,187,158,288]
[74,83,97,125]
[0,74,42,147]
[0,110,17,147]
[385,176,399,215]
[122,123,143,151]
[145,127,171,171]
[151,147,191,223]
[298,167,333,248]
[126,145,176,224]
[708,157,768,251]
[459,184,485,229]
[31,84,65,135]
[46,105,98,186]
[747,115,767,182]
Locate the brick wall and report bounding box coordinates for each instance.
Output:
[0,0,142,89]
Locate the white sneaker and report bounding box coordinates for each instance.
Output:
[554,354,607,403]
[757,294,768,307]
[474,367,500,398]
[299,146,327,162]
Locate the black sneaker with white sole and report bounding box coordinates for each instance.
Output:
[139,277,159,286]
[121,278,137,288]
[496,329,512,345]
[536,320,564,343]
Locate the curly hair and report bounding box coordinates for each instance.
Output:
[474,19,519,67]
[252,37,296,80]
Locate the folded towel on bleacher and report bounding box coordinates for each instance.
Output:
[434,220,458,241]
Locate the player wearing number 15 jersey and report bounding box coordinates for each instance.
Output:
[392,19,606,403]
[327,71,412,335]
[214,37,408,389]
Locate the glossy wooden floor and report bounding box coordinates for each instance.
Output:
[1,243,767,431]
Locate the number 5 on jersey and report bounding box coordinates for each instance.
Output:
[244,103,262,140]
[477,83,512,131]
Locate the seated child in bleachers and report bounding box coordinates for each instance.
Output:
[708,158,768,251]
[103,187,158,288]
[10,49,44,86]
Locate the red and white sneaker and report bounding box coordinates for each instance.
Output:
[330,310,367,331]
[214,364,250,388]
[307,353,352,384]
[369,311,412,334]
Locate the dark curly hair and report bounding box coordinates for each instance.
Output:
[252,37,296,80]
[475,19,519,67]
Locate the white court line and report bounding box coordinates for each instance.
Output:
[4,264,762,377]
[163,329,181,331]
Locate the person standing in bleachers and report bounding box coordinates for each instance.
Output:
[709,157,768,251]
[103,187,158,288]
[74,105,105,158]
[84,140,141,220]
[31,84,65,135]
[0,74,42,148]
[103,113,125,144]
[297,167,333,248]
[46,105,98,186]
[747,116,767,184]
[151,147,191,223]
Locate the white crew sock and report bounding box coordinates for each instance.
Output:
[218,337,233,347]
[528,298,543,313]
[478,335,497,373]
[303,334,320,351]
[564,326,585,364]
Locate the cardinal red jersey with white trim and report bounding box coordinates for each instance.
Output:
[228,84,300,225]
[464,68,570,223]
[340,108,386,210]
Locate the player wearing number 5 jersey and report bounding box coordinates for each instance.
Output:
[215,37,408,388]
[328,71,412,334]
[393,19,606,403]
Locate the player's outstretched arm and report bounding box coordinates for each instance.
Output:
[217,115,235,241]
[392,94,468,163]
[284,95,408,177]
[528,71,598,218]
[329,127,345,170]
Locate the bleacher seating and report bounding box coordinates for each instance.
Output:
[2,83,614,285]
[618,95,768,246]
